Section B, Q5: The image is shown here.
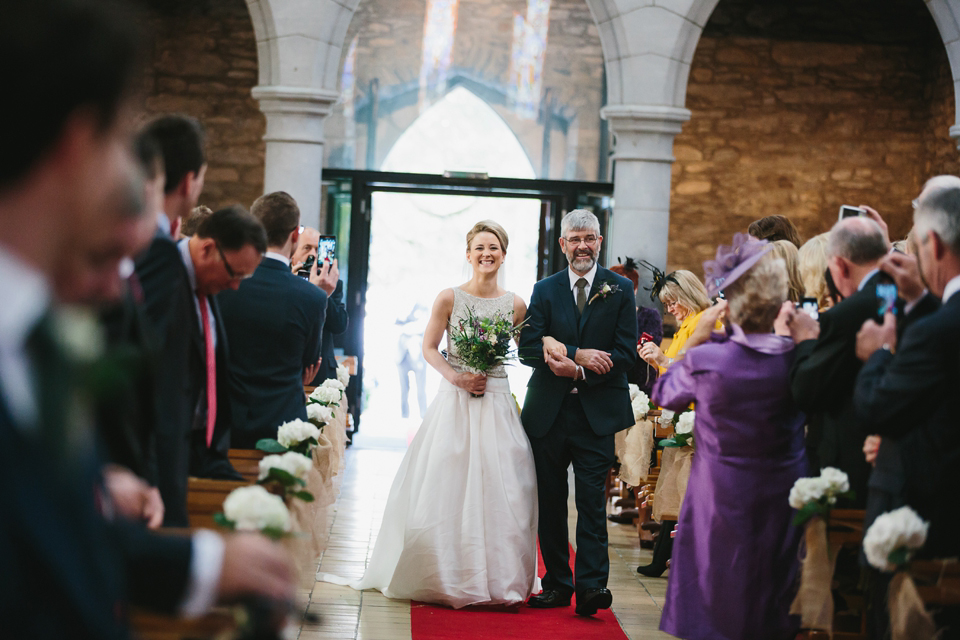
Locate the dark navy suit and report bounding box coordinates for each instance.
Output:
[309,279,348,386]
[218,257,327,448]
[519,265,637,596]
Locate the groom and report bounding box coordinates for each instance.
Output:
[520,209,637,616]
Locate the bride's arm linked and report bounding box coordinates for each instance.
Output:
[422,288,487,396]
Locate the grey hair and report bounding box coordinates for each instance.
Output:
[915,184,960,255]
[724,252,788,333]
[827,217,887,265]
[560,209,600,238]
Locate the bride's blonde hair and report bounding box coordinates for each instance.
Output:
[466,220,509,252]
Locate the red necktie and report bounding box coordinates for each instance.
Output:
[197,293,217,447]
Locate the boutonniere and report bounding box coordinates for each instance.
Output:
[588,281,621,305]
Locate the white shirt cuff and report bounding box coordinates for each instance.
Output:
[179,529,225,618]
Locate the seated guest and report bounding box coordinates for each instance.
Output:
[748,214,802,247]
[636,269,719,577]
[180,207,266,478]
[218,194,337,448]
[798,232,833,310]
[180,204,213,238]
[610,258,662,395]
[771,239,804,303]
[654,235,805,640]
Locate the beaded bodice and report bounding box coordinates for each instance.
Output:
[446,287,515,378]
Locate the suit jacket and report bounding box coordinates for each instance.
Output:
[217,257,328,448]
[311,280,349,386]
[855,292,960,556]
[519,266,637,438]
[134,229,194,526]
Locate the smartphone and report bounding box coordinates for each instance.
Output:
[296,254,315,279]
[798,297,819,320]
[839,205,866,220]
[317,235,337,264]
[638,332,654,346]
[876,273,898,320]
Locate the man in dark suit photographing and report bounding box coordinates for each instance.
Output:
[218,193,337,447]
[519,209,637,617]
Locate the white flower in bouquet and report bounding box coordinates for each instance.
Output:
[309,386,341,405]
[631,392,650,422]
[675,410,696,435]
[863,506,929,571]
[321,378,345,391]
[222,485,292,533]
[258,451,313,482]
[819,467,850,503]
[628,384,640,401]
[53,306,106,362]
[336,365,350,387]
[788,476,830,510]
[659,409,675,425]
[487,333,498,345]
[306,403,334,426]
[276,419,321,449]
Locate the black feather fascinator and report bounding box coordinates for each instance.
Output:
[637,259,678,302]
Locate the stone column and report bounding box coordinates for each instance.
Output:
[600,104,691,284]
[252,86,341,229]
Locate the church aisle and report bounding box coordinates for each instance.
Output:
[301,433,672,639]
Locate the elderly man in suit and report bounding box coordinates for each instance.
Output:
[519,209,637,617]
[218,194,337,447]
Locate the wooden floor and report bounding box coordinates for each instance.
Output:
[297,431,673,639]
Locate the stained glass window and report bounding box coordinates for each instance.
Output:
[507,0,551,120]
[418,0,460,112]
[340,34,360,167]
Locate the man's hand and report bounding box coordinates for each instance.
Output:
[541,336,566,360]
[574,348,613,375]
[687,299,726,349]
[217,533,295,605]
[303,358,321,385]
[860,205,890,248]
[309,258,339,295]
[880,252,926,305]
[546,351,578,378]
[856,312,896,361]
[787,303,820,343]
[863,435,882,466]
[102,464,165,529]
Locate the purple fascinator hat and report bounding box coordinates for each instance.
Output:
[703,233,774,298]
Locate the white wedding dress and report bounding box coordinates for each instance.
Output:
[321,288,539,607]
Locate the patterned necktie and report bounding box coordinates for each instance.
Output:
[197,294,217,447]
[576,278,588,314]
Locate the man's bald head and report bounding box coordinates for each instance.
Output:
[292,226,320,269]
[828,216,888,266]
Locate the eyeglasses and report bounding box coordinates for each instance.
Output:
[565,235,598,246]
[215,241,253,281]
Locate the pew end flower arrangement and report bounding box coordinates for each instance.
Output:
[448,306,526,397]
[213,485,294,540]
[658,409,695,448]
[788,466,855,527]
[256,419,321,457]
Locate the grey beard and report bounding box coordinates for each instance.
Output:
[571,255,596,271]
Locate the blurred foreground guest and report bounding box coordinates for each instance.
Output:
[748,214,802,247]
[655,235,805,640]
[771,239,804,303]
[180,204,213,238]
[218,194,335,447]
[611,258,661,395]
[0,1,293,637]
[798,232,833,310]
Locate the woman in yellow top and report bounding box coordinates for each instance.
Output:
[636,269,718,578]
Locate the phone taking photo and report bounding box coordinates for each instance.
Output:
[876,273,898,321]
[839,205,866,220]
[798,297,819,320]
[317,235,337,264]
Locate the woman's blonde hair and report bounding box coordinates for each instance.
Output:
[659,270,710,315]
[724,252,788,333]
[769,239,803,303]
[798,233,830,309]
[466,220,509,252]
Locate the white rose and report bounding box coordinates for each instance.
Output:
[675,410,696,435]
[309,386,341,405]
[336,365,350,387]
[276,419,320,449]
[258,451,313,482]
[487,334,498,345]
[306,403,334,425]
[321,378,345,391]
[631,393,650,422]
[628,384,640,401]
[659,409,675,425]
[863,506,929,571]
[222,485,292,533]
[602,283,612,294]
[788,476,830,510]
[819,467,850,494]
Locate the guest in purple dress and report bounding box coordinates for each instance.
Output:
[653,234,807,640]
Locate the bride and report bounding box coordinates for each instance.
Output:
[321,220,539,608]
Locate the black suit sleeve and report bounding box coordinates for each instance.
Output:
[114,519,193,614]
[324,281,349,335]
[304,291,327,369]
[135,238,182,343]
[789,311,854,412]
[582,286,638,386]
[518,283,548,369]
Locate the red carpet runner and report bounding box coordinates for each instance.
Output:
[410,544,630,639]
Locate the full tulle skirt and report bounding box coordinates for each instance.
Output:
[320,377,539,608]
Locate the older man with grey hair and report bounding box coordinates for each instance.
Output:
[518,209,637,616]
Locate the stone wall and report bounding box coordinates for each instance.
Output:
[138,0,265,212]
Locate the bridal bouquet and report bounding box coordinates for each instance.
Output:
[215,485,293,539]
[448,306,525,396]
[788,467,855,526]
[256,418,321,457]
[256,452,315,503]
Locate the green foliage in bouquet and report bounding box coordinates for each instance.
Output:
[212,513,289,540]
[254,437,317,458]
[259,468,314,503]
[448,306,526,373]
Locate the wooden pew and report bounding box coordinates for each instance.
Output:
[229,448,265,484]
[130,609,236,640]
[186,477,250,529]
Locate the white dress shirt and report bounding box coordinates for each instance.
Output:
[941,274,960,304]
[567,262,598,304]
[178,238,217,349]
[264,251,291,267]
